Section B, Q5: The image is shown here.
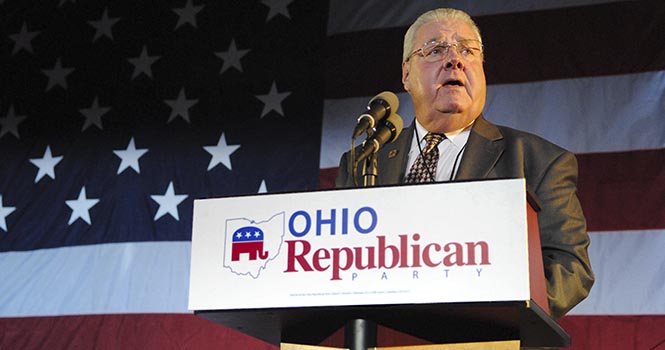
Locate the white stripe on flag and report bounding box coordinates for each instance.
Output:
[321,70,665,168]
[485,70,665,154]
[570,229,665,315]
[2,230,663,317]
[0,242,191,317]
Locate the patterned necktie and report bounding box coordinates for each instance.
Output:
[405,133,445,183]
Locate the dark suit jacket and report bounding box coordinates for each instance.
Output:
[336,115,594,319]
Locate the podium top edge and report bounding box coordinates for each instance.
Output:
[193,177,527,201]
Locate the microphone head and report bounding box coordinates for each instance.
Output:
[384,113,404,143]
[353,112,405,165]
[369,91,399,112]
[354,91,400,139]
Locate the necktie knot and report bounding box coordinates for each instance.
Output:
[423,133,445,154]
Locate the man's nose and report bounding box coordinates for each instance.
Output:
[443,46,465,70]
[444,54,464,70]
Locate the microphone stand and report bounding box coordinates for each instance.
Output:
[354,112,403,189]
[361,152,378,187]
[350,138,379,350]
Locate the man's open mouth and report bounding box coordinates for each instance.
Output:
[442,79,464,87]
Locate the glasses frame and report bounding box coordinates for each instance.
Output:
[406,39,484,63]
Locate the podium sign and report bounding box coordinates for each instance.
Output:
[189,179,531,311]
[190,179,570,348]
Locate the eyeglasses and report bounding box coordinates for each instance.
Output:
[406,39,483,63]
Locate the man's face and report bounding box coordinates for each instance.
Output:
[402,19,486,133]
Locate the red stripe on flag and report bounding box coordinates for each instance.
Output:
[0,314,278,350]
[578,148,665,231]
[558,315,665,350]
[318,315,665,349]
[10,313,661,350]
[319,167,339,189]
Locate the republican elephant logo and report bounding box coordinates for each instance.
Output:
[223,212,284,279]
[231,226,269,261]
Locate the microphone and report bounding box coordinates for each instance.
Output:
[354,113,404,164]
[352,91,399,138]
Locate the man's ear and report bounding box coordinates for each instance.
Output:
[401,61,410,92]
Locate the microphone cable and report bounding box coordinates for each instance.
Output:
[351,133,359,187]
[449,143,466,181]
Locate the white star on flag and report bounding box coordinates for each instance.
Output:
[164,88,198,123]
[0,105,27,139]
[29,146,63,183]
[42,58,75,91]
[203,133,240,171]
[151,181,188,221]
[65,187,100,225]
[262,0,292,21]
[88,8,120,42]
[258,180,268,193]
[9,21,40,55]
[173,0,204,29]
[256,81,291,118]
[0,195,16,231]
[128,45,161,79]
[113,137,148,174]
[79,97,111,131]
[216,39,250,74]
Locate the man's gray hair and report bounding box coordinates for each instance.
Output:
[403,8,482,62]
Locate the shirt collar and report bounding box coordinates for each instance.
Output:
[413,119,474,148]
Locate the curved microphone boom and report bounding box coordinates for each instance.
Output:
[354,113,404,165]
[352,91,400,138]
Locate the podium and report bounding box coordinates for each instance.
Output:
[189,179,570,349]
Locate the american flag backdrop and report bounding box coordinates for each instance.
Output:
[1,0,324,348]
[1,1,664,350]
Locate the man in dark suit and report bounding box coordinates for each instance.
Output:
[336,8,594,319]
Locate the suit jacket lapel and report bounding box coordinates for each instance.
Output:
[375,122,414,185]
[455,115,505,180]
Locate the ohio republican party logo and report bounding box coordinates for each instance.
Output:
[222,212,285,279]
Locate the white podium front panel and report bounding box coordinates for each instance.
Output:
[189,179,530,311]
